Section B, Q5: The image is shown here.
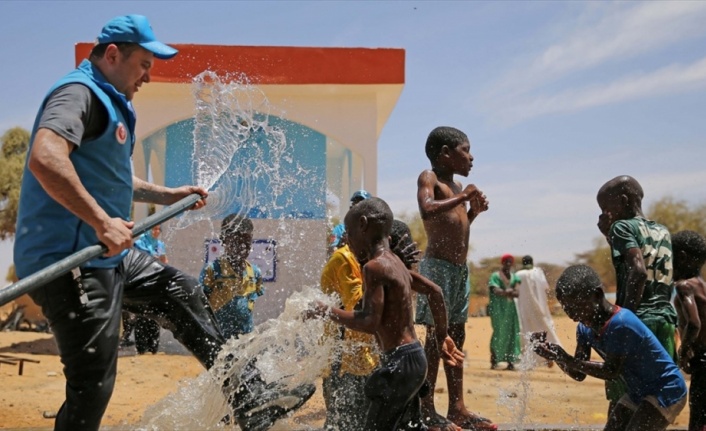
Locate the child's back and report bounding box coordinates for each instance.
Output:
[365,249,417,352]
[610,216,675,323]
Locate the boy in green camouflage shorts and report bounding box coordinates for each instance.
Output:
[596,175,678,416]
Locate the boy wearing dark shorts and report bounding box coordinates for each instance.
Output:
[308,198,464,430]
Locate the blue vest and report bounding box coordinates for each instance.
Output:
[14,60,136,278]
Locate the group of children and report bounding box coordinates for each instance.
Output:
[310,125,705,431]
[198,124,705,431]
[308,126,493,431]
[531,175,705,431]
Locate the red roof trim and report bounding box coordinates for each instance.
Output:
[75,43,405,85]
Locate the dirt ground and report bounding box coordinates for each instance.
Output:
[0,316,692,430]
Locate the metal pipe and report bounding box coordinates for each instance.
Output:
[0,193,203,306]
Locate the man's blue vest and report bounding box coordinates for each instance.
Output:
[14,60,136,278]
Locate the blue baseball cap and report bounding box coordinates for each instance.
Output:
[97,15,177,60]
[350,190,372,201]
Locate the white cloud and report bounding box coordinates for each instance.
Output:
[497,55,706,123]
[493,2,706,98]
[481,2,706,124]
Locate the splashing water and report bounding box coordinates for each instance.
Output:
[140,71,341,430]
[496,333,545,430]
[174,71,300,229]
[138,287,340,430]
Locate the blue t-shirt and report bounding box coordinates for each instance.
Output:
[576,308,686,407]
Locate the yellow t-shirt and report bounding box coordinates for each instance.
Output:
[320,245,378,376]
[202,259,262,312]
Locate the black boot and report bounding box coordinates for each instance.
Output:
[226,359,316,431]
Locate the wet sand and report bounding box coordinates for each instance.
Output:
[0,316,691,430]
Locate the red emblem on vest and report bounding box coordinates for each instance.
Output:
[116,122,127,145]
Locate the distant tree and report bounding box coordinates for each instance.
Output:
[573,237,616,291]
[0,127,30,240]
[469,258,495,297]
[647,196,706,238]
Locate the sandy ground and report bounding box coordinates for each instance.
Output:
[0,316,692,430]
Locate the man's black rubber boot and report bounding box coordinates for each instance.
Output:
[234,383,316,431]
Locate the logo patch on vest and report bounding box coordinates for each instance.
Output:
[116,122,127,145]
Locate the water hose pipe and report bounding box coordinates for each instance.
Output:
[0,193,203,307]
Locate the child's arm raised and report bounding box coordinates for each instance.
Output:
[417,171,470,218]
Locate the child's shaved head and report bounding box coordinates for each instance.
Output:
[597,175,644,204]
[345,197,394,237]
[556,264,603,300]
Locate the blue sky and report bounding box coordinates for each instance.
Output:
[2,1,706,282]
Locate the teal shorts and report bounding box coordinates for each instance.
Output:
[415,257,469,326]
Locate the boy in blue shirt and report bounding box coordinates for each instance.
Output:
[200,214,264,339]
[534,265,686,431]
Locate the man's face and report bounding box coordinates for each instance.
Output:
[151,225,161,238]
[109,46,154,101]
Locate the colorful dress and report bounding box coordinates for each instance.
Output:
[488,271,521,365]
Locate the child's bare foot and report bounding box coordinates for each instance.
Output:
[447,411,497,431]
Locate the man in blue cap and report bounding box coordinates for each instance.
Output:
[14,15,313,431]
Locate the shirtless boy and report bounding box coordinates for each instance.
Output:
[672,230,706,431]
[416,126,492,430]
[309,197,464,430]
